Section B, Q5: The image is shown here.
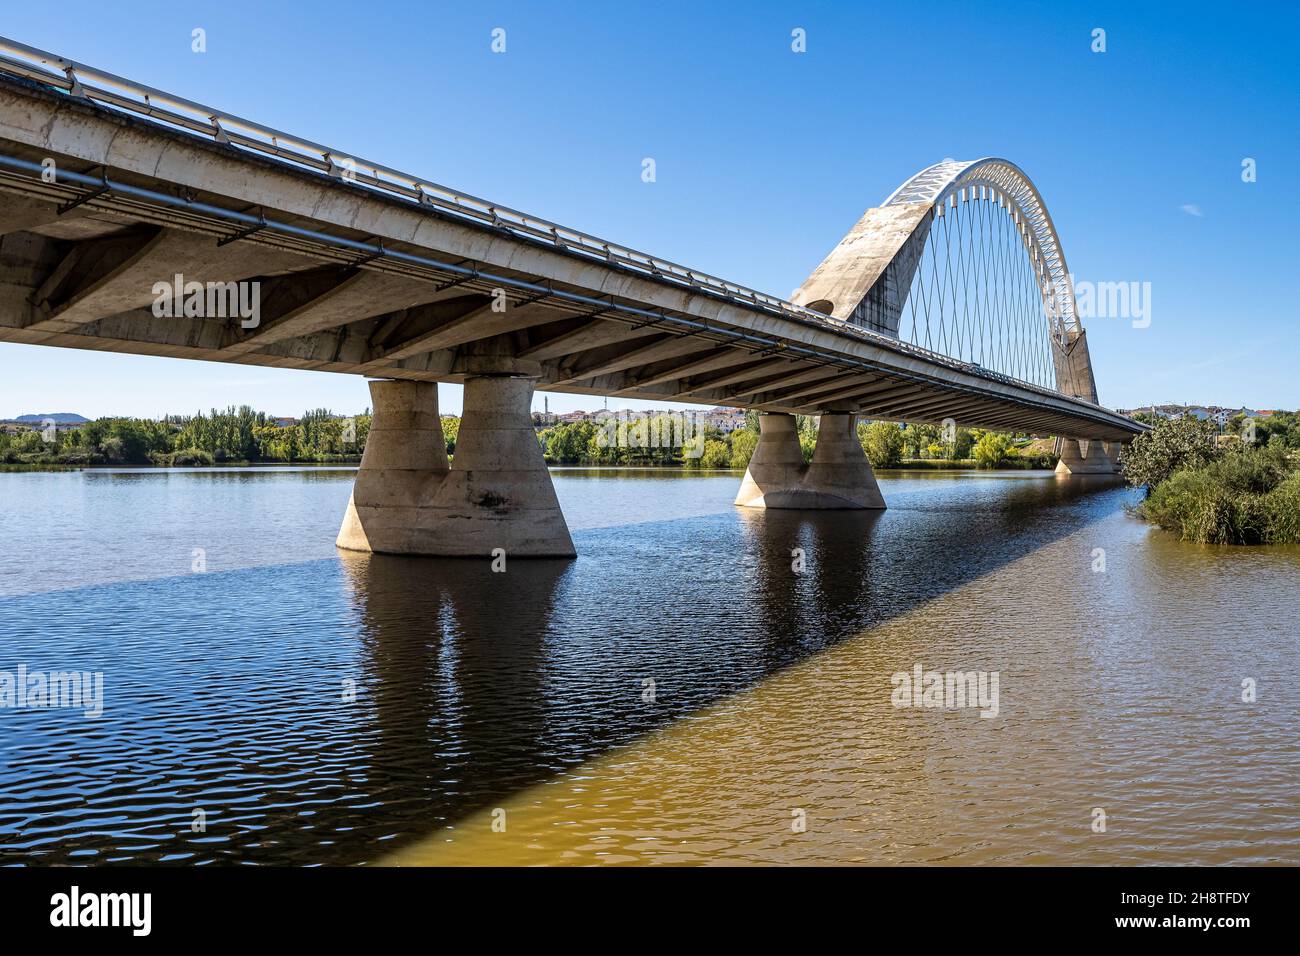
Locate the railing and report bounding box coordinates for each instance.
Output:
[0,34,1124,419]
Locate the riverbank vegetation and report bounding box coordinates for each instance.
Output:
[536,413,758,467]
[538,413,1053,470]
[0,407,377,466]
[4,404,1062,474]
[1124,416,1300,545]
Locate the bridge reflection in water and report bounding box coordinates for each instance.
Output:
[340,551,568,808]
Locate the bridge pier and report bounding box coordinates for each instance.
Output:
[734,413,805,507]
[337,380,447,554]
[735,412,885,509]
[1055,438,1121,476]
[337,377,575,558]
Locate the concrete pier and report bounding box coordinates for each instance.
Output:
[1055,438,1120,476]
[337,376,575,558]
[801,413,887,508]
[336,380,447,553]
[735,412,886,510]
[421,375,575,557]
[734,413,806,507]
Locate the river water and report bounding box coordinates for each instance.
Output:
[0,466,1296,865]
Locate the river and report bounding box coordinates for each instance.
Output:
[1,466,1296,865]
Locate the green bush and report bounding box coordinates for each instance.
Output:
[729,428,758,468]
[859,420,904,468]
[1137,445,1299,544]
[171,447,215,467]
[1122,417,1220,488]
[972,432,1013,468]
[698,439,732,469]
[1141,470,1263,544]
[13,431,47,455]
[1263,473,1300,544]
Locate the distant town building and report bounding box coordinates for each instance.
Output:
[701,408,748,433]
[1118,404,1287,428]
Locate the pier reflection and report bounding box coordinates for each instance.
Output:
[340,552,569,806]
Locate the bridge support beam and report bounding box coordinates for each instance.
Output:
[1055,438,1120,476]
[735,412,886,509]
[337,376,575,558]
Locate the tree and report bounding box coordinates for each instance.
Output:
[1257,411,1298,450]
[859,420,904,468]
[972,431,1013,467]
[540,421,597,463]
[901,424,923,459]
[729,428,758,468]
[99,435,126,463]
[699,439,731,469]
[796,415,819,463]
[903,422,940,458]
[953,427,975,459]
[441,416,460,456]
[1121,416,1220,489]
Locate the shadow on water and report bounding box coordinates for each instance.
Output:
[328,474,1128,863]
[0,473,1130,864]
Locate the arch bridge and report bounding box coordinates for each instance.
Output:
[0,37,1142,557]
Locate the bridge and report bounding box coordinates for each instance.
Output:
[0,37,1143,558]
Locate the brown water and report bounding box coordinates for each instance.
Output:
[1,467,1296,865]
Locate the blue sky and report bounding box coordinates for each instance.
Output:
[2,0,1297,418]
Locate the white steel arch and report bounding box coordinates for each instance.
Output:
[793,157,1097,401]
[883,158,1080,343]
